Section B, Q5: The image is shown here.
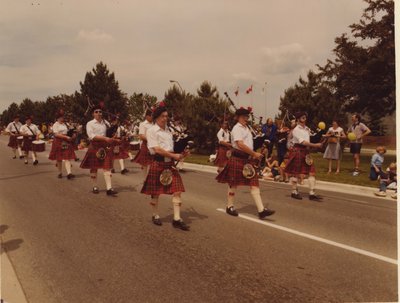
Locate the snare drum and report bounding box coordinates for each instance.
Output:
[32,140,46,152]
[17,136,23,146]
[129,141,140,151]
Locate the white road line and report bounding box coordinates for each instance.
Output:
[216,208,397,265]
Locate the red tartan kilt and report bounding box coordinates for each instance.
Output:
[7,135,18,148]
[216,156,259,187]
[284,146,316,175]
[112,140,130,160]
[214,146,229,167]
[22,136,35,152]
[133,143,153,166]
[141,161,185,195]
[48,137,76,161]
[80,141,114,170]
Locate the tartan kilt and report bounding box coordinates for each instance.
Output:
[216,156,259,187]
[214,146,229,167]
[112,140,130,160]
[7,135,18,148]
[80,141,114,170]
[284,145,316,175]
[22,136,35,152]
[133,143,153,166]
[141,161,185,195]
[48,137,76,161]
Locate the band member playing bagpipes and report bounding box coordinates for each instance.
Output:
[133,109,154,181]
[141,103,190,231]
[5,115,23,159]
[48,112,77,179]
[216,107,275,219]
[80,106,120,196]
[111,117,130,175]
[214,120,232,173]
[20,115,41,165]
[284,111,323,201]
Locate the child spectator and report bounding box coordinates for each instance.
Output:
[261,155,280,180]
[370,146,386,181]
[278,153,290,182]
[374,162,397,197]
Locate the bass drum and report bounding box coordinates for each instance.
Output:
[32,140,46,152]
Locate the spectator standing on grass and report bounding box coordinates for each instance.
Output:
[323,120,346,174]
[370,146,386,181]
[348,114,371,176]
[262,118,277,158]
[374,162,397,197]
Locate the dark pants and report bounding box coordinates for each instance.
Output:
[370,167,383,181]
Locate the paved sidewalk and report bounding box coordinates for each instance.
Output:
[182,162,397,201]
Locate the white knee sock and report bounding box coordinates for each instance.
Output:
[103,171,112,190]
[57,161,62,173]
[64,160,72,175]
[227,187,236,208]
[150,196,159,218]
[128,152,134,160]
[250,187,264,212]
[17,147,22,157]
[290,177,298,194]
[172,196,182,221]
[91,171,98,187]
[32,152,37,161]
[308,176,316,195]
[119,159,125,170]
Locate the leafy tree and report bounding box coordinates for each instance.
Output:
[127,93,157,124]
[0,102,20,126]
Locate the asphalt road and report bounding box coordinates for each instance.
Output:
[0,137,397,302]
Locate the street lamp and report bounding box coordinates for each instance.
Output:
[264,81,267,121]
[169,80,184,92]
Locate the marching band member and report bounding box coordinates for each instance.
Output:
[285,112,323,201]
[48,113,76,179]
[80,107,120,196]
[20,116,41,165]
[112,118,130,174]
[141,104,190,231]
[214,120,232,173]
[133,110,154,181]
[171,116,186,171]
[5,115,23,159]
[216,107,275,219]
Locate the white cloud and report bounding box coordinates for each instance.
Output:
[77,29,114,43]
[261,43,312,75]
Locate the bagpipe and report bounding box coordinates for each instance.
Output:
[167,120,194,154]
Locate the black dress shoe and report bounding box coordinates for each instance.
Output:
[92,186,99,194]
[172,219,190,231]
[291,193,302,200]
[258,208,275,219]
[111,169,115,173]
[58,173,62,179]
[309,194,323,201]
[226,206,239,216]
[121,168,129,175]
[12,156,16,159]
[106,188,118,196]
[152,216,162,226]
[67,174,75,180]
[75,158,80,161]
[19,156,24,159]
[33,160,38,165]
[24,160,28,164]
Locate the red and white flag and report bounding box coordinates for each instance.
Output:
[246,85,253,94]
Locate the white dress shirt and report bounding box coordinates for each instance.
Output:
[139,120,153,136]
[217,128,230,143]
[52,122,68,135]
[146,124,174,155]
[6,122,22,134]
[292,124,311,145]
[231,122,253,150]
[20,124,40,136]
[86,119,110,140]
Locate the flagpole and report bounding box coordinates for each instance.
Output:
[264,82,267,120]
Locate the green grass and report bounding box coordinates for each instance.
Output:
[185,152,397,188]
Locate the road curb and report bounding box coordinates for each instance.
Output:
[183,162,397,200]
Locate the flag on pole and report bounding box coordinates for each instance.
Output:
[246,85,253,94]
[234,87,239,96]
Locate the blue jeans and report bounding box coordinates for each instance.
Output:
[370,167,382,181]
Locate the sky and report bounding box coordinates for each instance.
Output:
[0,0,368,119]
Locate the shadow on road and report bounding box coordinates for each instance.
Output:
[164,206,208,224]
[0,225,9,234]
[1,239,24,254]
[236,204,276,222]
